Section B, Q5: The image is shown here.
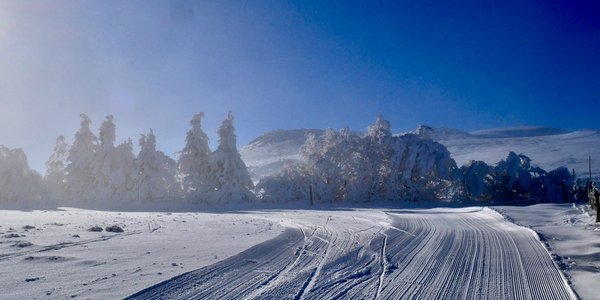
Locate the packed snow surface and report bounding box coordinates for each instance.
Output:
[498,203,600,300]
[126,207,574,299]
[0,206,583,299]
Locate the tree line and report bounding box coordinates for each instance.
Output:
[0,115,576,207]
[0,112,253,207]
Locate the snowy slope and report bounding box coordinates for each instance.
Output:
[240,129,322,181]
[431,127,600,179]
[241,126,600,181]
[127,207,574,299]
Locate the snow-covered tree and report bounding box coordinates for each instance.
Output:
[65,113,98,202]
[256,163,314,203]
[136,129,179,202]
[367,116,392,144]
[487,152,544,202]
[301,129,345,202]
[458,160,494,201]
[457,152,556,203]
[0,146,44,203]
[93,116,137,204]
[541,167,572,203]
[110,139,137,202]
[178,113,212,197]
[263,116,458,203]
[45,135,69,199]
[93,115,116,201]
[387,134,457,201]
[208,111,254,204]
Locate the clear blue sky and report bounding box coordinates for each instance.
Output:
[0,0,598,172]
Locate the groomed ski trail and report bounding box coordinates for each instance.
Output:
[126,208,575,300]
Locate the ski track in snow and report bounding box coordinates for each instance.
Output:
[0,230,142,261]
[126,208,575,300]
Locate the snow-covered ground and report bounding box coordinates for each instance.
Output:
[497,203,600,300]
[0,208,281,299]
[128,206,574,299]
[1,205,585,299]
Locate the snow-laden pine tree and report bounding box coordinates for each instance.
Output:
[93,115,116,201]
[208,111,254,204]
[93,115,137,204]
[178,113,212,198]
[66,113,98,202]
[111,138,137,202]
[0,146,44,203]
[136,129,179,202]
[45,135,69,200]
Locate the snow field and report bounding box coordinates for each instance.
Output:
[0,208,280,299]
[128,208,575,299]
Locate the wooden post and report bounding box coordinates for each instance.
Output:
[309,184,314,206]
[595,189,600,222]
[590,156,592,181]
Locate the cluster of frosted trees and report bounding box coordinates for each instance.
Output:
[4,112,253,207]
[258,117,458,202]
[459,152,573,203]
[258,117,573,204]
[0,113,574,206]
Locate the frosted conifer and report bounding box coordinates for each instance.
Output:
[45,135,69,199]
[65,113,98,202]
[178,113,212,197]
[208,111,254,203]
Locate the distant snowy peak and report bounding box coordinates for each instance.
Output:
[246,129,323,147]
[469,126,571,138]
[412,125,572,140]
[412,125,471,140]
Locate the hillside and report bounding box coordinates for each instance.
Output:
[241,126,600,181]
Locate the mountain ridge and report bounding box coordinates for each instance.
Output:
[241,125,600,181]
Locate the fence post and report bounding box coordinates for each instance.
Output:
[309,184,314,206]
[590,155,592,181]
[595,189,600,223]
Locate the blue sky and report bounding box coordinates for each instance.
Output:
[0,0,598,172]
